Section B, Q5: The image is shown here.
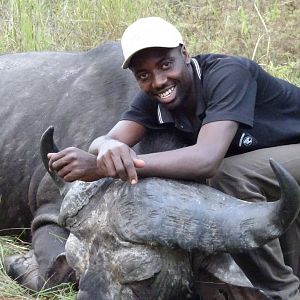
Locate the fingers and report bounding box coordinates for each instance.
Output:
[121,155,138,184]
[48,149,72,172]
[47,151,75,181]
[133,158,145,168]
[129,159,145,184]
[97,146,145,184]
[98,148,137,183]
[47,147,100,182]
[61,168,84,182]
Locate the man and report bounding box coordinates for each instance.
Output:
[49,17,300,299]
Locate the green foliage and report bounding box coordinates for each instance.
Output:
[238,6,250,36]
[265,1,281,22]
[267,61,300,87]
[0,236,76,299]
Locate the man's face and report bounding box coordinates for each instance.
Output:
[130,46,193,111]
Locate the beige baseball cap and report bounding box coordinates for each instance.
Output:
[121,17,183,69]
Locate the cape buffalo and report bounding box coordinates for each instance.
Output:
[39,126,300,299]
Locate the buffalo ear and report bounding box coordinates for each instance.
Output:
[43,253,77,290]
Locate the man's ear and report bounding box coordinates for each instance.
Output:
[181,45,191,64]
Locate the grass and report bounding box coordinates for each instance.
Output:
[0,0,299,298]
[0,236,76,299]
[0,0,299,86]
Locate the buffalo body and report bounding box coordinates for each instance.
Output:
[0,42,138,234]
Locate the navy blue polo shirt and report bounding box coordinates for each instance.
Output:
[122,54,300,157]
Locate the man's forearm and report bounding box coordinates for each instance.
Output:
[136,145,221,181]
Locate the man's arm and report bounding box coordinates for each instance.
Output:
[49,119,238,183]
[136,120,238,181]
[94,119,238,182]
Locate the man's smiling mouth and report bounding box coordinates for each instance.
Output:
[157,86,175,99]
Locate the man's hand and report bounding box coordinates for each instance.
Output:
[96,138,145,184]
[48,147,102,182]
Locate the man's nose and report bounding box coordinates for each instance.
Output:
[152,71,167,89]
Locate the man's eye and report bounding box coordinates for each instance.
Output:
[138,73,149,81]
[161,61,172,70]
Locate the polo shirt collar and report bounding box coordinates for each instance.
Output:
[191,58,205,117]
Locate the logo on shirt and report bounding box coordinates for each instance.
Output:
[239,132,257,148]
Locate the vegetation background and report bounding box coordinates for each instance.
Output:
[0,0,299,298]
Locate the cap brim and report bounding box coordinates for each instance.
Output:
[122,43,182,69]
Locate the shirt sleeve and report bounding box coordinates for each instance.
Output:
[121,91,159,128]
[202,58,257,128]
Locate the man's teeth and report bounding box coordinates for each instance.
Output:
[159,87,175,98]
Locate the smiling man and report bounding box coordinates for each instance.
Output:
[48,17,300,299]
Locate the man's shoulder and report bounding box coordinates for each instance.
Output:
[193,53,255,73]
[193,53,252,63]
